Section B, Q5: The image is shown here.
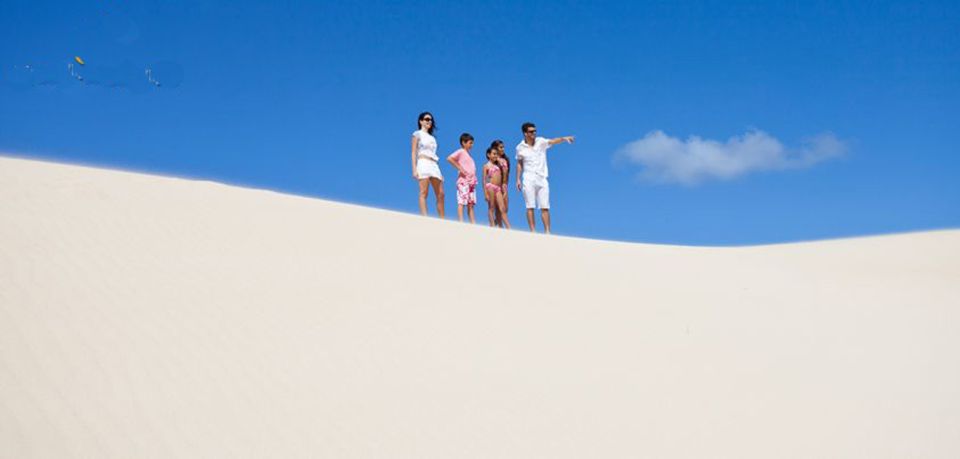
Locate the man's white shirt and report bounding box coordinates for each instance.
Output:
[516,137,552,179]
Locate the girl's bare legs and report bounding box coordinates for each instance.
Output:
[502,191,508,225]
[496,192,511,229]
[417,179,429,216]
[485,190,496,226]
[429,178,445,218]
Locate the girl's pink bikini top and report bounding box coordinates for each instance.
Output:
[485,163,502,183]
[497,157,509,176]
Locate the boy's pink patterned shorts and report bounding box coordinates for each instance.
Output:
[456,178,477,206]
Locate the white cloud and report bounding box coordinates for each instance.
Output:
[614,130,846,185]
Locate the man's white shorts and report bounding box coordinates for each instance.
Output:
[522,175,550,210]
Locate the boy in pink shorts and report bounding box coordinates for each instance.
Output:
[447,133,477,223]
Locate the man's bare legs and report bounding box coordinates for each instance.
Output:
[429,178,445,218]
[525,208,550,233]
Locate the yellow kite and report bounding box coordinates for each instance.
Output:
[74,56,85,65]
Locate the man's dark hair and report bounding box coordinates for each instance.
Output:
[459,133,474,145]
[521,122,536,133]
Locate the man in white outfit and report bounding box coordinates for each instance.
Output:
[515,122,575,234]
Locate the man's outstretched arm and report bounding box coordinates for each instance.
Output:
[548,136,575,146]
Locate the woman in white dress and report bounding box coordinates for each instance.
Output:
[411,112,445,217]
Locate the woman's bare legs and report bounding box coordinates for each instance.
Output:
[417,179,429,216]
[429,178,445,218]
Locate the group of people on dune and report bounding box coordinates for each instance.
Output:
[411,112,574,234]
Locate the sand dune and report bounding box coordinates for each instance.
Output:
[1,155,958,458]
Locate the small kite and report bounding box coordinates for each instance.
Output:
[74,56,85,65]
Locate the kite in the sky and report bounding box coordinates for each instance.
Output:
[68,56,85,81]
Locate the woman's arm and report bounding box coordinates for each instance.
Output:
[411,136,419,179]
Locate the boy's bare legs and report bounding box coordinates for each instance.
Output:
[526,209,536,232]
[457,205,464,222]
[467,204,476,224]
[429,178,444,218]
[541,209,551,234]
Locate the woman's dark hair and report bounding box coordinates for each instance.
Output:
[417,112,436,135]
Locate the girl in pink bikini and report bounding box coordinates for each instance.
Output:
[492,139,510,227]
[482,146,511,229]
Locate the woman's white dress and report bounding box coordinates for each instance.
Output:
[413,129,443,180]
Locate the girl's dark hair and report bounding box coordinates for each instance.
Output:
[491,139,510,174]
[485,147,500,181]
[417,112,435,135]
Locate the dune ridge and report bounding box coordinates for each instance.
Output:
[1,155,958,458]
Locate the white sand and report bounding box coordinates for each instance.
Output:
[1,155,958,458]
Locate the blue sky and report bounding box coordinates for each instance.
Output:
[1,0,957,245]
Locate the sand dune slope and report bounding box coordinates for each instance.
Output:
[1,156,958,458]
